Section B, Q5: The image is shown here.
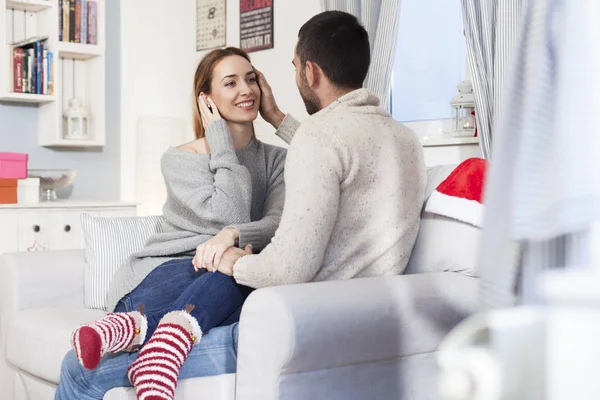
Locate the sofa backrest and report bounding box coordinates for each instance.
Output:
[404,165,481,277]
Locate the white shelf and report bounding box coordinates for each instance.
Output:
[5,0,51,13]
[0,200,137,209]
[58,42,104,60]
[39,137,105,147]
[420,135,479,147]
[0,92,55,104]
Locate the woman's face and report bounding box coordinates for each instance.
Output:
[208,55,261,123]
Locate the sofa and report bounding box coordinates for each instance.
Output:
[0,164,481,400]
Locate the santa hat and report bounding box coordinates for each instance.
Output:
[425,158,488,227]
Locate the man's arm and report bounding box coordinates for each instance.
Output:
[232,126,343,288]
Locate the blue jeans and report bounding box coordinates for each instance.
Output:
[55,258,247,400]
[117,258,252,338]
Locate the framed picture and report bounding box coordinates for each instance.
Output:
[196,0,227,51]
[240,0,273,53]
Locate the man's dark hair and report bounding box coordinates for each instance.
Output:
[297,11,370,90]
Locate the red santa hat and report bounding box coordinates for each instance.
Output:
[425,158,488,227]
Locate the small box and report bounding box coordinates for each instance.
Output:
[0,152,28,179]
[0,179,18,204]
[18,177,40,204]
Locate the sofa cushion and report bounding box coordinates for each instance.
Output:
[81,213,165,310]
[6,307,106,384]
[104,374,236,399]
[405,165,481,276]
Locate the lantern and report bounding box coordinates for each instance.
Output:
[450,80,476,137]
[63,97,89,140]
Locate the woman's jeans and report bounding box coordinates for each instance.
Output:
[115,258,252,338]
[55,258,248,400]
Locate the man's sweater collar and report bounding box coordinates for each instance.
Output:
[317,88,386,116]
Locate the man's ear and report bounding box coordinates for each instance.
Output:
[305,61,320,88]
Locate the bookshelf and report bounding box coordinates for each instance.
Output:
[0,0,105,148]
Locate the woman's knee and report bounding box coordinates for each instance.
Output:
[60,350,82,380]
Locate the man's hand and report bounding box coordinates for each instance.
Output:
[213,244,253,277]
[192,228,239,272]
[254,68,285,129]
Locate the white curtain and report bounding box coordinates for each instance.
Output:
[320,0,401,110]
[477,0,600,308]
[460,0,522,159]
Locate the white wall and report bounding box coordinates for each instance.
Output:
[119,0,321,203]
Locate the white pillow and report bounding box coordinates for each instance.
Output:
[80,213,165,310]
[405,165,481,277]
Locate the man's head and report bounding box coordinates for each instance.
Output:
[294,11,370,115]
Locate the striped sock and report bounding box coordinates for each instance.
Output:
[71,311,147,370]
[127,309,202,400]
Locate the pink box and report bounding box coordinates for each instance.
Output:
[0,152,28,179]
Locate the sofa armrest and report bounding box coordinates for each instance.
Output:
[235,272,479,400]
[0,249,86,313]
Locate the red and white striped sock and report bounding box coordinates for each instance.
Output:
[127,309,202,400]
[71,310,147,370]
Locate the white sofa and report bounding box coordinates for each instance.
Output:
[0,165,481,400]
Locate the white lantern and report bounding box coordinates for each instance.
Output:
[63,97,89,140]
[449,80,476,137]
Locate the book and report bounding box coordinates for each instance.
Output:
[47,52,54,95]
[26,48,34,94]
[35,41,43,94]
[42,49,48,95]
[62,0,70,42]
[22,51,28,93]
[87,1,97,45]
[13,48,24,93]
[69,0,76,42]
[81,0,88,44]
[59,0,63,42]
[75,0,81,43]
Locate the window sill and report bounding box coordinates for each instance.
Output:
[420,135,479,147]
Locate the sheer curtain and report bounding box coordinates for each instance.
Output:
[320,0,401,110]
[460,0,522,159]
[477,0,600,308]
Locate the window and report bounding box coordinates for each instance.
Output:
[391,0,466,122]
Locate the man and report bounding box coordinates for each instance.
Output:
[56,11,425,399]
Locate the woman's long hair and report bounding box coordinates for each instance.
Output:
[192,47,253,139]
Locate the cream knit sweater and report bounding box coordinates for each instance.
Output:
[233,88,426,288]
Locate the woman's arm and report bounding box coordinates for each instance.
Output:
[162,119,252,228]
[227,147,286,251]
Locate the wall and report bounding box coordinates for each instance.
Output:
[119,0,321,203]
[0,1,121,200]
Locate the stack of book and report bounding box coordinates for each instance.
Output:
[12,38,53,95]
[59,0,98,44]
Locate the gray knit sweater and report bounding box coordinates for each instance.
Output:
[233,89,426,289]
[105,119,290,311]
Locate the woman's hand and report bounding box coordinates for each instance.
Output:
[198,93,222,129]
[192,228,239,272]
[254,68,285,129]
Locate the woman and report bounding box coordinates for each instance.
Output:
[65,47,290,400]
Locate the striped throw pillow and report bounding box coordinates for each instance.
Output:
[81,213,165,310]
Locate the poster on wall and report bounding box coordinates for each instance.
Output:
[196,0,227,51]
[240,0,273,53]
